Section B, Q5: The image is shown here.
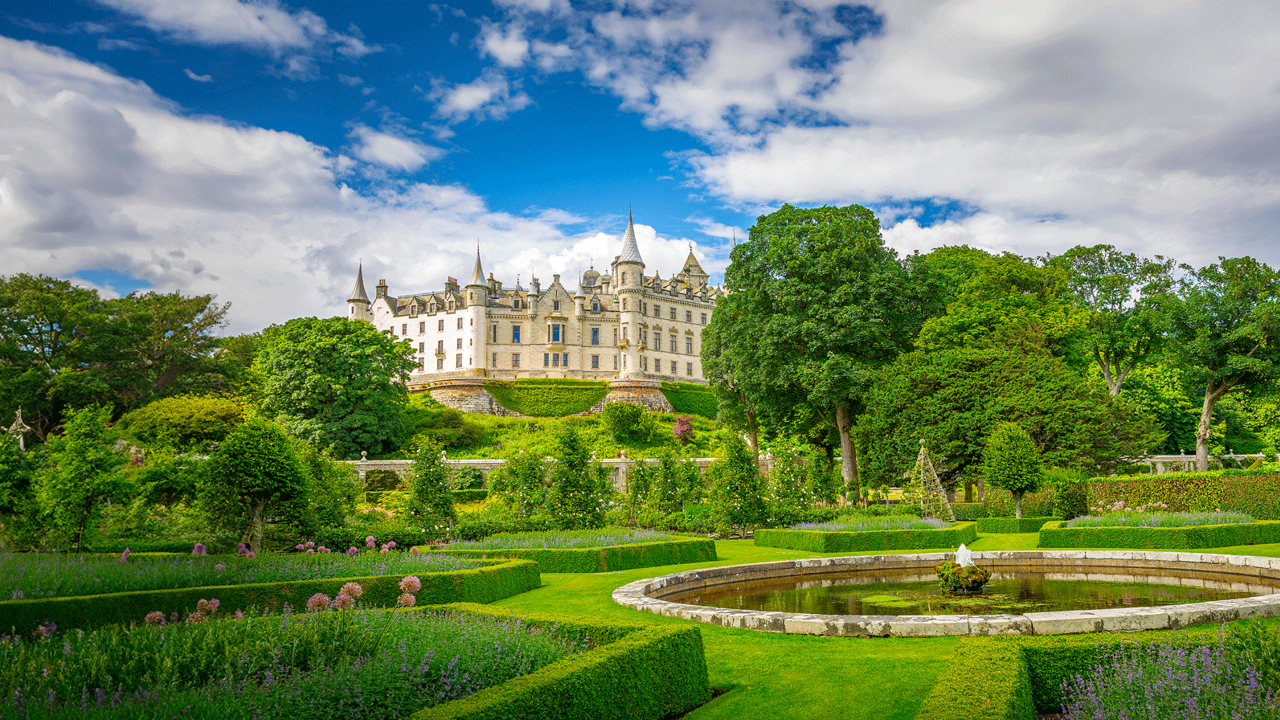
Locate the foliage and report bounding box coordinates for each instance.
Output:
[1087,471,1280,519]
[983,422,1044,519]
[980,487,1059,518]
[644,453,703,515]
[290,442,360,538]
[1037,518,1280,549]
[449,528,673,550]
[1225,620,1280,697]
[408,443,456,529]
[792,516,948,532]
[1067,510,1254,528]
[547,426,610,530]
[934,559,991,593]
[672,414,695,445]
[975,517,1060,533]
[707,434,767,537]
[403,397,484,452]
[599,401,656,442]
[0,436,34,521]
[254,316,415,459]
[440,535,717,574]
[201,418,306,554]
[1046,467,1090,520]
[449,466,485,490]
[754,522,978,553]
[116,395,244,450]
[488,451,547,519]
[414,412,718,461]
[857,345,1160,490]
[660,382,718,418]
[913,638,1033,720]
[483,378,608,417]
[34,406,128,550]
[766,445,816,526]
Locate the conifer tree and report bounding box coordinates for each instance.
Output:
[710,434,767,538]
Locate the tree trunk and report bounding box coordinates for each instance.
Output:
[835,404,858,491]
[1196,381,1232,472]
[745,406,759,459]
[248,499,266,555]
[1014,493,1023,519]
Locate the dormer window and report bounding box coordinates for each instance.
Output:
[514,299,521,310]
[553,300,560,312]
[592,301,599,312]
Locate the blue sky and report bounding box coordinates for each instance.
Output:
[2,1,1279,331]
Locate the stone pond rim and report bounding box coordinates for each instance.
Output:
[611,550,1280,637]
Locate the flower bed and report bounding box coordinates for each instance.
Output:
[0,558,538,635]
[754,521,977,553]
[975,517,1061,534]
[437,530,717,573]
[1067,506,1254,528]
[1088,471,1280,520]
[1037,519,1280,549]
[0,605,592,719]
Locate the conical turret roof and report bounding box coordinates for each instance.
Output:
[467,247,486,286]
[618,209,644,264]
[348,263,370,303]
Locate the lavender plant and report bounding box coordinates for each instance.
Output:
[449,527,674,550]
[791,516,949,532]
[1,552,482,601]
[1066,510,1255,528]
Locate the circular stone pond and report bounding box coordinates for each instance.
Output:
[611,551,1280,637]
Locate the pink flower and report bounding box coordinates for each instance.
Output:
[305,541,315,549]
[318,546,330,554]
[409,546,420,556]
[215,563,226,572]
[234,609,244,620]
[185,611,206,624]
[246,551,256,559]
[38,622,56,639]
[332,594,354,610]
[196,599,213,614]
[305,593,331,612]
[119,548,130,563]
[306,549,314,555]
[339,582,364,598]
[144,611,165,627]
[380,547,389,554]
[346,547,359,556]
[399,576,421,593]
[396,593,416,608]
[387,541,396,549]
[296,543,305,551]
[192,543,206,556]
[365,536,376,548]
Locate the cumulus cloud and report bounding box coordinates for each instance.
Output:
[346,124,444,172]
[0,37,713,332]
[183,68,213,82]
[430,69,531,123]
[478,21,529,67]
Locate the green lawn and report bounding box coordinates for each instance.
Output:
[489,533,1280,719]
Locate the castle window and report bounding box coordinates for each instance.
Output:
[551,324,562,343]
[622,299,627,310]
[437,357,444,370]
[437,340,444,352]
[622,272,627,284]
[653,335,660,351]
[613,328,618,345]
[457,318,463,330]
[687,362,693,376]
[700,313,707,325]
[686,338,693,354]
[591,354,599,369]
[512,325,521,343]
[456,338,462,349]
[623,327,628,341]
[671,360,677,374]
[419,342,424,353]
[552,353,560,367]
[492,325,497,343]
[512,353,520,368]
[448,301,455,311]
[514,299,521,310]
[492,353,497,367]
[401,324,407,335]
[670,335,677,353]
[438,319,445,332]
[592,301,599,312]
[544,353,550,367]
[686,310,692,323]
[553,300,560,312]
[613,355,618,370]
[653,305,659,317]
[642,302,647,314]
[418,359,423,370]
[455,354,462,368]
[563,353,569,366]
[642,357,648,371]
[419,322,426,334]
[670,307,676,320]
[591,328,599,345]
[623,355,627,369]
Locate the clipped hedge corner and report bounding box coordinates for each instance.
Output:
[754,522,978,552]
[659,382,718,419]
[976,517,1061,534]
[483,379,608,417]
[436,537,717,573]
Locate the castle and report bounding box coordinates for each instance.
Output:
[345,212,722,398]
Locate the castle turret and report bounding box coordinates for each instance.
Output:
[465,248,488,373]
[612,210,645,377]
[347,263,373,322]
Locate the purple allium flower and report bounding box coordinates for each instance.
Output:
[387,541,396,549]
[237,542,246,550]
[234,609,244,620]
[380,547,389,554]
[346,547,359,556]
[246,551,256,559]
[295,543,305,551]
[305,541,314,548]
[119,548,130,563]
[185,611,206,624]
[208,598,219,612]
[396,593,416,607]
[410,546,421,555]
[332,593,354,610]
[305,548,314,555]
[191,542,206,556]
[305,593,331,612]
[196,598,213,614]
[339,582,364,598]
[38,622,56,639]
[318,546,330,553]
[365,535,376,548]
[399,576,422,593]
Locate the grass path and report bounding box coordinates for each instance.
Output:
[490,533,1280,719]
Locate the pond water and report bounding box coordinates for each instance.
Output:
[664,568,1280,616]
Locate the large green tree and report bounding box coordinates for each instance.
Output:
[547,426,610,530]
[34,406,127,550]
[203,418,306,554]
[1046,245,1175,396]
[1170,257,1280,471]
[705,203,932,485]
[109,291,231,403]
[253,316,416,458]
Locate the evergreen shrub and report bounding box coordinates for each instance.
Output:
[1088,472,1280,519]
[451,489,489,503]
[484,379,608,417]
[117,395,244,449]
[1037,519,1280,549]
[437,536,716,573]
[976,517,1061,534]
[950,502,989,520]
[981,487,1058,518]
[659,382,718,418]
[754,522,977,552]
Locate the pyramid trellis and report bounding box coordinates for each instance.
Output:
[907,439,954,522]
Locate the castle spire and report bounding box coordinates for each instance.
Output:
[467,246,485,287]
[348,262,370,303]
[618,208,644,264]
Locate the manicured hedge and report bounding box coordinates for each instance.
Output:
[411,603,711,720]
[981,487,1057,518]
[452,489,489,503]
[435,537,717,573]
[659,381,718,419]
[1037,519,1280,549]
[1088,471,1280,519]
[484,379,608,417]
[754,522,978,552]
[976,517,1060,534]
[0,558,538,635]
[950,503,989,520]
[916,627,1219,718]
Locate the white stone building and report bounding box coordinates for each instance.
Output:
[346,212,722,388]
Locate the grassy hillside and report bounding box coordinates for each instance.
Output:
[660,381,718,419]
[483,378,609,417]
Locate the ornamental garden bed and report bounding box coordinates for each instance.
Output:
[1038,511,1280,549]
[754,517,978,552]
[436,529,718,573]
[976,517,1061,534]
[0,602,710,720]
[0,553,538,634]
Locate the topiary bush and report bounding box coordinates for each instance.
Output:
[484,379,608,417]
[117,395,244,449]
[983,422,1044,519]
[659,382,718,418]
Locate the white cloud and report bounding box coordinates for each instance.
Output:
[0,37,711,333]
[479,21,529,67]
[431,69,531,123]
[183,68,213,82]
[336,74,362,86]
[346,125,444,172]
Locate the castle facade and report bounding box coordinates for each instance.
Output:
[346,212,721,386]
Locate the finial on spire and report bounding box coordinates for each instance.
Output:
[467,246,486,287]
[618,207,643,264]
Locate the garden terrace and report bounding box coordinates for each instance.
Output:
[1038,519,1280,549]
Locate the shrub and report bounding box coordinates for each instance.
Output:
[547,427,611,530]
[484,379,608,417]
[1047,467,1089,520]
[672,415,695,446]
[755,522,978,552]
[489,451,547,519]
[600,402,656,442]
[659,382,718,418]
[982,486,1058,518]
[117,395,244,449]
[408,443,456,529]
[441,534,717,573]
[403,401,484,451]
[983,422,1044,519]
[1037,519,1280,549]
[34,406,127,551]
[975,517,1060,533]
[450,466,485,490]
[708,435,766,538]
[1087,471,1280,519]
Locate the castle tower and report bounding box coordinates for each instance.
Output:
[612,210,645,377]
[465,248,488,373]
[347,263,373,322]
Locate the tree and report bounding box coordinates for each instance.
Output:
[408,442,456,529]
[600,402,655,443]
[708,433,767,538]
[547,426,609,529]
[116,395,244,449]
[1046,245,1175,396]
[1170,257,1280,471]
[982,422,1044,519]
[34,406,127,550]
[768,445,815,526]
[203,418,306,554]
[491,450,547,519]
[108,291,231,404]
[253,317,416,458]
[707,204,932,485]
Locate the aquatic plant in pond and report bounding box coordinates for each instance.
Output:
[1066,510,1256,528]
[0,609,589,719]
[1,552,483,601]
[1061,629,1278,719]
[791,516,949,532]
[449,527,674,550]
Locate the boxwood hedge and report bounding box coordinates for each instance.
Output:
[0,558,538,635]
[1088,471,1280,519]
[435,537,717,573]
[976,517,1061,534]
[659,381,718,419]
[1037,519,1280,549]
[484,379,608,417]
[754,522,978,552]
[411,603,711,720]
[451,489,489,503]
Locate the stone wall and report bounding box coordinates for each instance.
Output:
[595,379,674,414]
[427,378,522,417]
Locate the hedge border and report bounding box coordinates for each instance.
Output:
[1037,519,1280,549]
[433,537,718,573]
[0,557,539,635]
[915,626,1223,719]
[410,603,711,720]
[754,522,978,552]
[451,489,489,503]
[976,517,1060,534]
[1088,472,1280,520]
[483,379,609,417]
